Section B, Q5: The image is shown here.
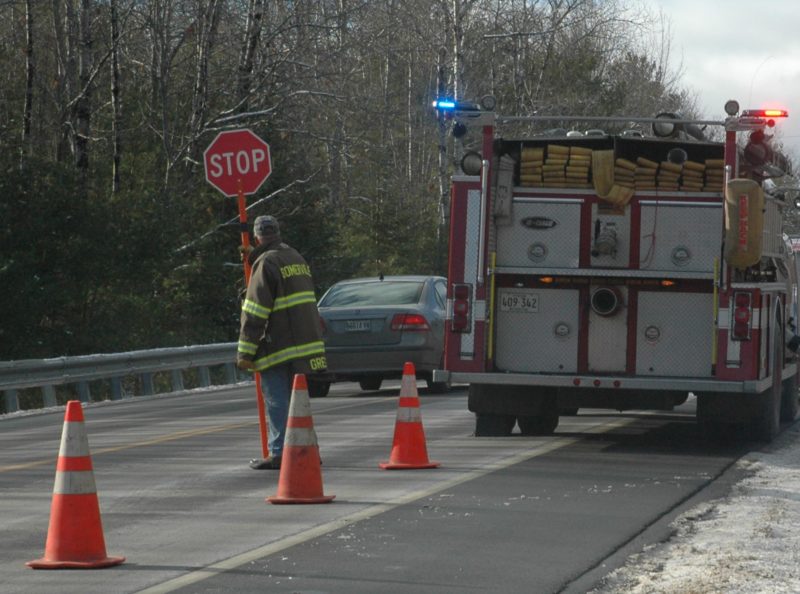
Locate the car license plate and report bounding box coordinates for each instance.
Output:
[500,292,539,312]
[345,320,371,332]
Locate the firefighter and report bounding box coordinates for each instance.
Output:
[236,215,327,470]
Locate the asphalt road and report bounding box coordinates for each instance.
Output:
[0,382,754,594]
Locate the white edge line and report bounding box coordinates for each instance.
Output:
[136,417,633,594]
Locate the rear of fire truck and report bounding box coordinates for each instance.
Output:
[432,98,800,442]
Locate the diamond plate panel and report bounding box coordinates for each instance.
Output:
[495,198,582,268]
[639,202,722,272]
[495,288,579,372]
[636,291,714,377]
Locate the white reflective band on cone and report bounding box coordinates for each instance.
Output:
[288,392,312,417]
[399,374,416,395]
[396,407,422,423]
[284,427,318,447]
[58,423,91,457]
[53,470,97,495]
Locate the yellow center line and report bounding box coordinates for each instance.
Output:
[0,397,386,474]
[0,422,252,473]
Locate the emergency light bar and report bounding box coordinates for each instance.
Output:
[432,98,481,112]
[432,99,457,111]
[742,109,788,119]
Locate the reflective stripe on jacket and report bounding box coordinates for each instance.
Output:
[237,241,326,374]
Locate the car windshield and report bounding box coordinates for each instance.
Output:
[320,281,424,307]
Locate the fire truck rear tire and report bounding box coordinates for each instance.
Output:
[517,411,559,436]
[753,336,783,442]
[780,364,799,422]
[474,414,516,436]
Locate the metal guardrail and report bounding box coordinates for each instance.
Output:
[0,343,244,414]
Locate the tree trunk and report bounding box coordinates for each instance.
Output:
[189,0,221,161]
[236,0,263,112]
[52,0,78,163]
[436,46,449,272]
[110,0,121,194]
[21,0,34,162]
[74,0,93,184]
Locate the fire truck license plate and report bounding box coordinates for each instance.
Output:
[500,292,539,312]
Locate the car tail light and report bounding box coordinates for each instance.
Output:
[732,291,752,340]
[452,283,472,333]
[319,317,327,335]
[391,313,430,331]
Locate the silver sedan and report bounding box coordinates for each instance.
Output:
[309,275,448,397]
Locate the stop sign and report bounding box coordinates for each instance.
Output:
[203,129,272,197]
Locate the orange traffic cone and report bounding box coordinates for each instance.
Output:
[267,374,335,504]
[27,401,125,569]
[380,362,440,470]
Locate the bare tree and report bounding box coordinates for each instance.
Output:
[236,0,264,111]
[110,0,122,193]
[188,0,221,160]
[74,0,93,183]
[21,0,34,161]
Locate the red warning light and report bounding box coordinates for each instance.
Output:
[742,108,788,119]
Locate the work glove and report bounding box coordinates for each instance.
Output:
[237,358,254,371]
[239,244,254,263]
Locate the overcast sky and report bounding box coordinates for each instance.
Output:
[643,0,800,160]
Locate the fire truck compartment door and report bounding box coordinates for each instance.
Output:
[496,198,582,269]
[638,202,722,272]
[636,291,713,377]
[588,285,628,373]
[495,287,579,373]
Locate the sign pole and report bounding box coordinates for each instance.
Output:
[203,128,273,461]
[237,178,270,459]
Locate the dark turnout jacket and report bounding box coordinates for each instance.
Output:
[237,239,326,374]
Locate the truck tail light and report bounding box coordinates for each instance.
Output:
[391,313,430,331]
[732,291,752,340]
[452,283,472,333]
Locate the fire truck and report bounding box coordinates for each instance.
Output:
[431,98,799,442]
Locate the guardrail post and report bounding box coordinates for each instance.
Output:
[0,342,238,411]
[224,363,237,385]
[171,369,184,392]
[77,381,91,403]
[42,385,57,408]
[141,372,155,396]
[198,366,211,388]
[4,390,19,413]
[111,377,123,400]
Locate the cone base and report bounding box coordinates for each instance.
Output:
[27,555,125,569]
[379,460,440,470]
[267,495,335,505]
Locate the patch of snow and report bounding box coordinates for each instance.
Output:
[594,425,800,593]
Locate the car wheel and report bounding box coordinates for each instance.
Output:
[517,411,559,436]
[426,379,449,394]
[358,377,382,391]
[474,413,516,436]
[308,380,330,398]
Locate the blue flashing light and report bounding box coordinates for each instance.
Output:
[433,99,457,111]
